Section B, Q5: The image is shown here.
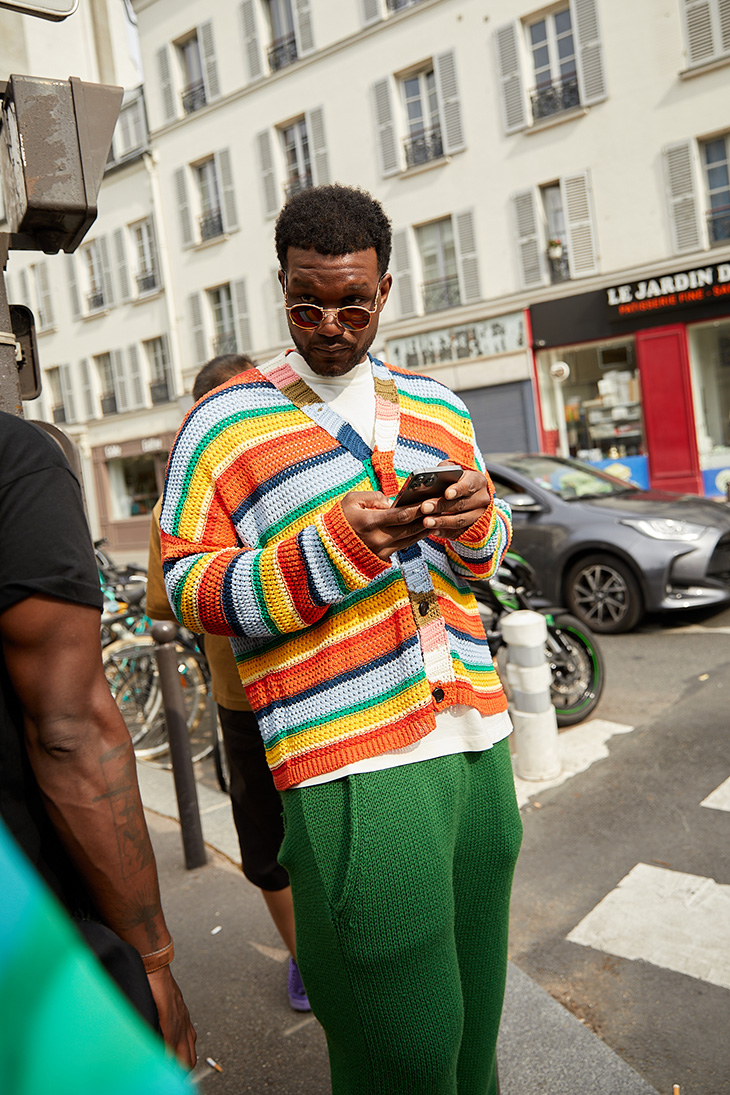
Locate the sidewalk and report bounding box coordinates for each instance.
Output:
[137,761,660,1095]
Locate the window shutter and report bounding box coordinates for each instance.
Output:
[371,78,399,177]
[66,255,81,319]
[561,171,599,277]
[98,236,114,306]
[233,279,252,355]
[157,46,175,122]
[79,358,95,419]
[240,0,263,79]
[174,167,194,246]
[37,262,54,327]
[188,293,208,366]
[256,130,279,218]
[111,349,129,412]
[127,345,145,408]
[215,148,239,231]
[307,107,330,186]
[359,0,381,26]
[113,229,131,301]
[391,229,416,318]
[495,22,527,134]
[454,210,481,304]
[160,335,175,396]
[148,219,162,288]
[682,0,730,65]
[571,0,607,106]
[17,269,30,308]
[4,273,13,304]
[434,50,465,155]
[512,190,546,288]
[59,364,77,423]
[199,20,220,100]
[270,269,290,344]
[294,0,315,56]
[663,141,702,253]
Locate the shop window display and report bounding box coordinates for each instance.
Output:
[107,454,166,520]
[688,318,730,497]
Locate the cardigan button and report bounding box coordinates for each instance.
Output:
[418,601,429,617]
[432,687,445,703]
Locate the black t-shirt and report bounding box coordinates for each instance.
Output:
[0,411,103,913]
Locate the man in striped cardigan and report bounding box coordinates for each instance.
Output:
[161,184,522,1095]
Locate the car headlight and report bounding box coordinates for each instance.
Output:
[620,517,706,541]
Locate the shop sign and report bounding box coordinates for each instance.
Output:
[387,311,526,372]
[141,436,163,453]
[606,262,730,317]
[104,444,122,459]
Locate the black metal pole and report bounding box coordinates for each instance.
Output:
[151,621,207,869]
[0,234,22,417]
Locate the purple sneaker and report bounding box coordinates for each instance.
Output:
[288,958,311,1012]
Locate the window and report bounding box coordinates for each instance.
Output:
[107,454,165,520]
[512,173,598,288]
[108,88,147,166]
[416,219,460,312]
[402,69,443,168]
[188,280,251,366]
[494,1,606,135]
[702,135,730,246]
[95,353,117,415]
[174,150,238,246]
[264,0,314,71]
[681,0,730,69]
[195,158,224,240]
[280,118,312,197]
[132,219,160,293]
[157,21,219,125]
[94,348,145,415]
[256,110,328,216]
[82,239,112,311]
[46,366,74,424]
[208,284,237,354]
[179,34,206,113]
[145,337,174,405]
[31,262,54,329]
[541,184,570,282]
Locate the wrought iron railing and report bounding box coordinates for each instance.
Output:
[149,379,171,405]
[199,208,224,241]
[100,392,118,415]
[708,205,730,246]
[213,331,238,355]
[87,289,105,311]
[530,74,580,122]
[182,80,207,114]
[51,404,66,424]
[547,247,570,283]
[404,126,444,169]
[136,269,159,293]
[386,0,425,11]
[268,33,298,72]
[422,276,461,313]
[284,173,313,200]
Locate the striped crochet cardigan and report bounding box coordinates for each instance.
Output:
[161,352,512,790]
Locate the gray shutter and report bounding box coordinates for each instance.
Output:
[294,0,315,56]
[359,0,381,26]
[571,0,606,106]
[79,357,95,419]
[157,46,175,122]
[37,262,54,327]
[98,236,114,306]
[148,219,162,288]
[59,363,76,423]
[174,167,194,246]
[233,279,252,355]
[682,0,730,64]
[371,78,399,177]
[3,273,13,305]
[434,50,465,155]
[271,269,290,344]
[113,228,131,301]
[17,269,30,308]
[454,210,481,304]
[160,335,175,396]
[391,229,416,318]
[188,293,207,365]
[256,130,279,217]
[127,345,145,408]
[199,20,220,100]
[240,0,263,79]
[495,22,527,134]
[512,190,546,288]
[215,149,239,231]
[663,141,702,253]
[111,349,129,412]
[561,171,599,277]
[66,255,82,319]
[307,107,329,186]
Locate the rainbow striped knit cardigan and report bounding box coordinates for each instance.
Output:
[161,352,512,790]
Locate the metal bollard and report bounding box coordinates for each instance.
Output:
[151,622,207,869]
[501,610,561,781]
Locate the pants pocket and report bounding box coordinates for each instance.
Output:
[300,777,360,919]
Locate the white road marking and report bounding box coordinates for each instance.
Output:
[250,941,289,963]
[567,863,730,991]
[512,719,635,808]
[701,777,730,813]
[284,1016,317,1036]
[661,623,730,636]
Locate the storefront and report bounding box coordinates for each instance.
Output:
[530,258,730,497]
[92,431,177,555]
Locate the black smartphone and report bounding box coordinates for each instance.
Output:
[392,464,463,507]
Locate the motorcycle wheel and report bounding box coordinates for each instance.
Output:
[545,613,604,727]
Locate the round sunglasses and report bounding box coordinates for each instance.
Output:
[284,279,383,332]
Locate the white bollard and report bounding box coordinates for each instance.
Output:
[501,610,561,781]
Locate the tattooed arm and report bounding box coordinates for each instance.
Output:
[0,594,197,1068]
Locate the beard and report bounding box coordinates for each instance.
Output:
[290,325,379,377]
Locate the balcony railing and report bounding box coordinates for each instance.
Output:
[708,205,730,246]
[284,172,313,200]
[51,404,66,424]
[387,0,425,11]
[150,379,171,405]
[404,125,444,169]
[136,269,159,294]
[268,33,298,72]
[530,74,580,122]
[100,392,118,415]
[199,208,224,241]
[547,246,570,284]
[182,79,207,115]
[213,331,238,355]
[87,289,105,311]
[422,276,461,313]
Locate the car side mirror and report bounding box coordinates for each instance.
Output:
[502,492,544,513]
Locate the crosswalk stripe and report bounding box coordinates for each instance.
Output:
[701,777,730,813]
[567,863,730,991]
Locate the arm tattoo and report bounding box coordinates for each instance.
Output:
[95,742,154,879]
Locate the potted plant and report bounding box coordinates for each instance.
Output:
[548,238,563,259]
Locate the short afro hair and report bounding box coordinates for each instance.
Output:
[192,354,256,402]
[275,184,392,276]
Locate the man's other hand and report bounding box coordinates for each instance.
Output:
[147,966,197,1068]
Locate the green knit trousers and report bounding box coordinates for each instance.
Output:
[279,740,522,1095]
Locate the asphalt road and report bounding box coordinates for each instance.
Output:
[509,602,730,1095]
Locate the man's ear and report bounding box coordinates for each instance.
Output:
[278,269,286,292]
[378,272,393,309]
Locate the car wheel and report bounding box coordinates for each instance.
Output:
[564,553,643,634]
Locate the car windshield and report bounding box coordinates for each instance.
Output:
[500,456,640,501]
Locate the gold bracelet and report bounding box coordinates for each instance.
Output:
[141,939,174,974]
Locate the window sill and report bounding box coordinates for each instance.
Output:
[525,105,588,134]
[400,155,451,180]
[680,54,730,80]
[132,287,164,305]
[37,324,57,337]
[82,307,112,322]
[194,231,232,251]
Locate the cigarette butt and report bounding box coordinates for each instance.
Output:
[206,1057,223,1073]
[673,1085,680,1095]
